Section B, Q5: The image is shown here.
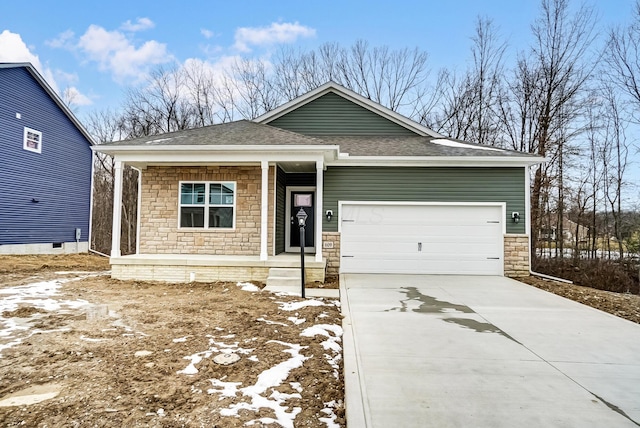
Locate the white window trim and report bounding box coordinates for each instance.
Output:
[23,127,42,153]
[178,180,236,230]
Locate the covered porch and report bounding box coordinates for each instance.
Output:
[100,129,340,284]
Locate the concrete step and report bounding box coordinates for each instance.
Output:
[268,267,300,278]
[266,276,302,288]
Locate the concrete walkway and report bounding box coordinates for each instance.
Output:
[340,274,640,427]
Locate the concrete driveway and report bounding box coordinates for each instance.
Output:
[340,274,640,427]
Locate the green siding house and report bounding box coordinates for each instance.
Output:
[95,82,542,285]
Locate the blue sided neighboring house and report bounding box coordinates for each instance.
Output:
[0,63,94,254]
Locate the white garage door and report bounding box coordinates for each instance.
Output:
[340,203,504,275]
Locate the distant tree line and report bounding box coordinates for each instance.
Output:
[85,0,640,266]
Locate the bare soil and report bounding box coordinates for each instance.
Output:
[0,254,345,427]
[518,275,640,324]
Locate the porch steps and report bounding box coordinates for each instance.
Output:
[265,268,302,292]
[264,267,339,298]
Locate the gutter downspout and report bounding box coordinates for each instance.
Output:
[89,248,111,258]
[525,165,573,284]
[131,166,142,255]
[529,269,573,284]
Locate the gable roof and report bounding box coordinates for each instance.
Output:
[0,63,95,145]
[255,81,442,138]
[95,119,542,167]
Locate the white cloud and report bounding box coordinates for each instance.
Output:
[76,24,172,82]
[55,69,79,85]
[0,30,60,93]
[201,28,214,39]
[233,22,315,52]
[0,30,43,69]
[120,17,155,32]
[45,29,75,49]
[63,86,93,106]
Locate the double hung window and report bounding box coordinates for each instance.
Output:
[24,127,42,153]
[180,182,235,229]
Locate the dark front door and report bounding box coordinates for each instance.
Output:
[289,191,315,248]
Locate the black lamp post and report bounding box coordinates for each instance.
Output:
[296,207,308,298]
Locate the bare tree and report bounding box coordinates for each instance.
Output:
[122,65,196,137]
[226,58,281,120]
[424,18,507,146]
[468,17,508,146]
[85,109,139,255]
[500,0,597,258]
[599,84,630,259]
[605,0,640,121]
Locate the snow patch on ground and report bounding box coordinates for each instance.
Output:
[320,400,343,428]
[209,340,308,428]
[301,324,343,379]
[0,277,94,356]
[257,317,288,326]
[287,316,306,325]
[177,335,254,375]
[277,299,327,311]
[237,281,260,292]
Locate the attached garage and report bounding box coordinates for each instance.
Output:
[339,203,505,275]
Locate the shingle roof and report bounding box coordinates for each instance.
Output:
[319,136,537,158]
[101,119,538,159]
[103,120,324,147]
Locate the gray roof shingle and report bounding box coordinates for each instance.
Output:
[101,119,538,158]
[102,120,324,147]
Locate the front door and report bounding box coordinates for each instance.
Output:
[285,187,315,252]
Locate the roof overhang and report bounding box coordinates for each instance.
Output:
[329,154,545,168]
[255,81,443,138]
[92,144,340,168]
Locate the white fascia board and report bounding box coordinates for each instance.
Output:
[255,82,442,138]
[109,147,339,165]
[93,144,338,153]
[327,155,544,168]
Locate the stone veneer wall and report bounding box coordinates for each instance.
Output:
[504,234,530,277]
[139,166,274,255]
[322,232,341,277]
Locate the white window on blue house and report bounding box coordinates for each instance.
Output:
[23,127,42,153]
[179,182,235,229]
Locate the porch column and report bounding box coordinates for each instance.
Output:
[315,160,323,262]
[260,160,269,261]
[111,159,123,257]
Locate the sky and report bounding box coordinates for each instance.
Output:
[1,0,635,117]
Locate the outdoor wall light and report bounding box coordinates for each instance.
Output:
[325,210,333,222]
[31,198,39,203]
[512,212,520,223]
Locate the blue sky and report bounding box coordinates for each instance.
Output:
[0,0,635,116]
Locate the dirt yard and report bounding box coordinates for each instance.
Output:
[0,254,344,427]
[519,275,640,324]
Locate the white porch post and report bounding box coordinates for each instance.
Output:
[315,160,323,262]
[260,160,269,261]
[111,159,123,257]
